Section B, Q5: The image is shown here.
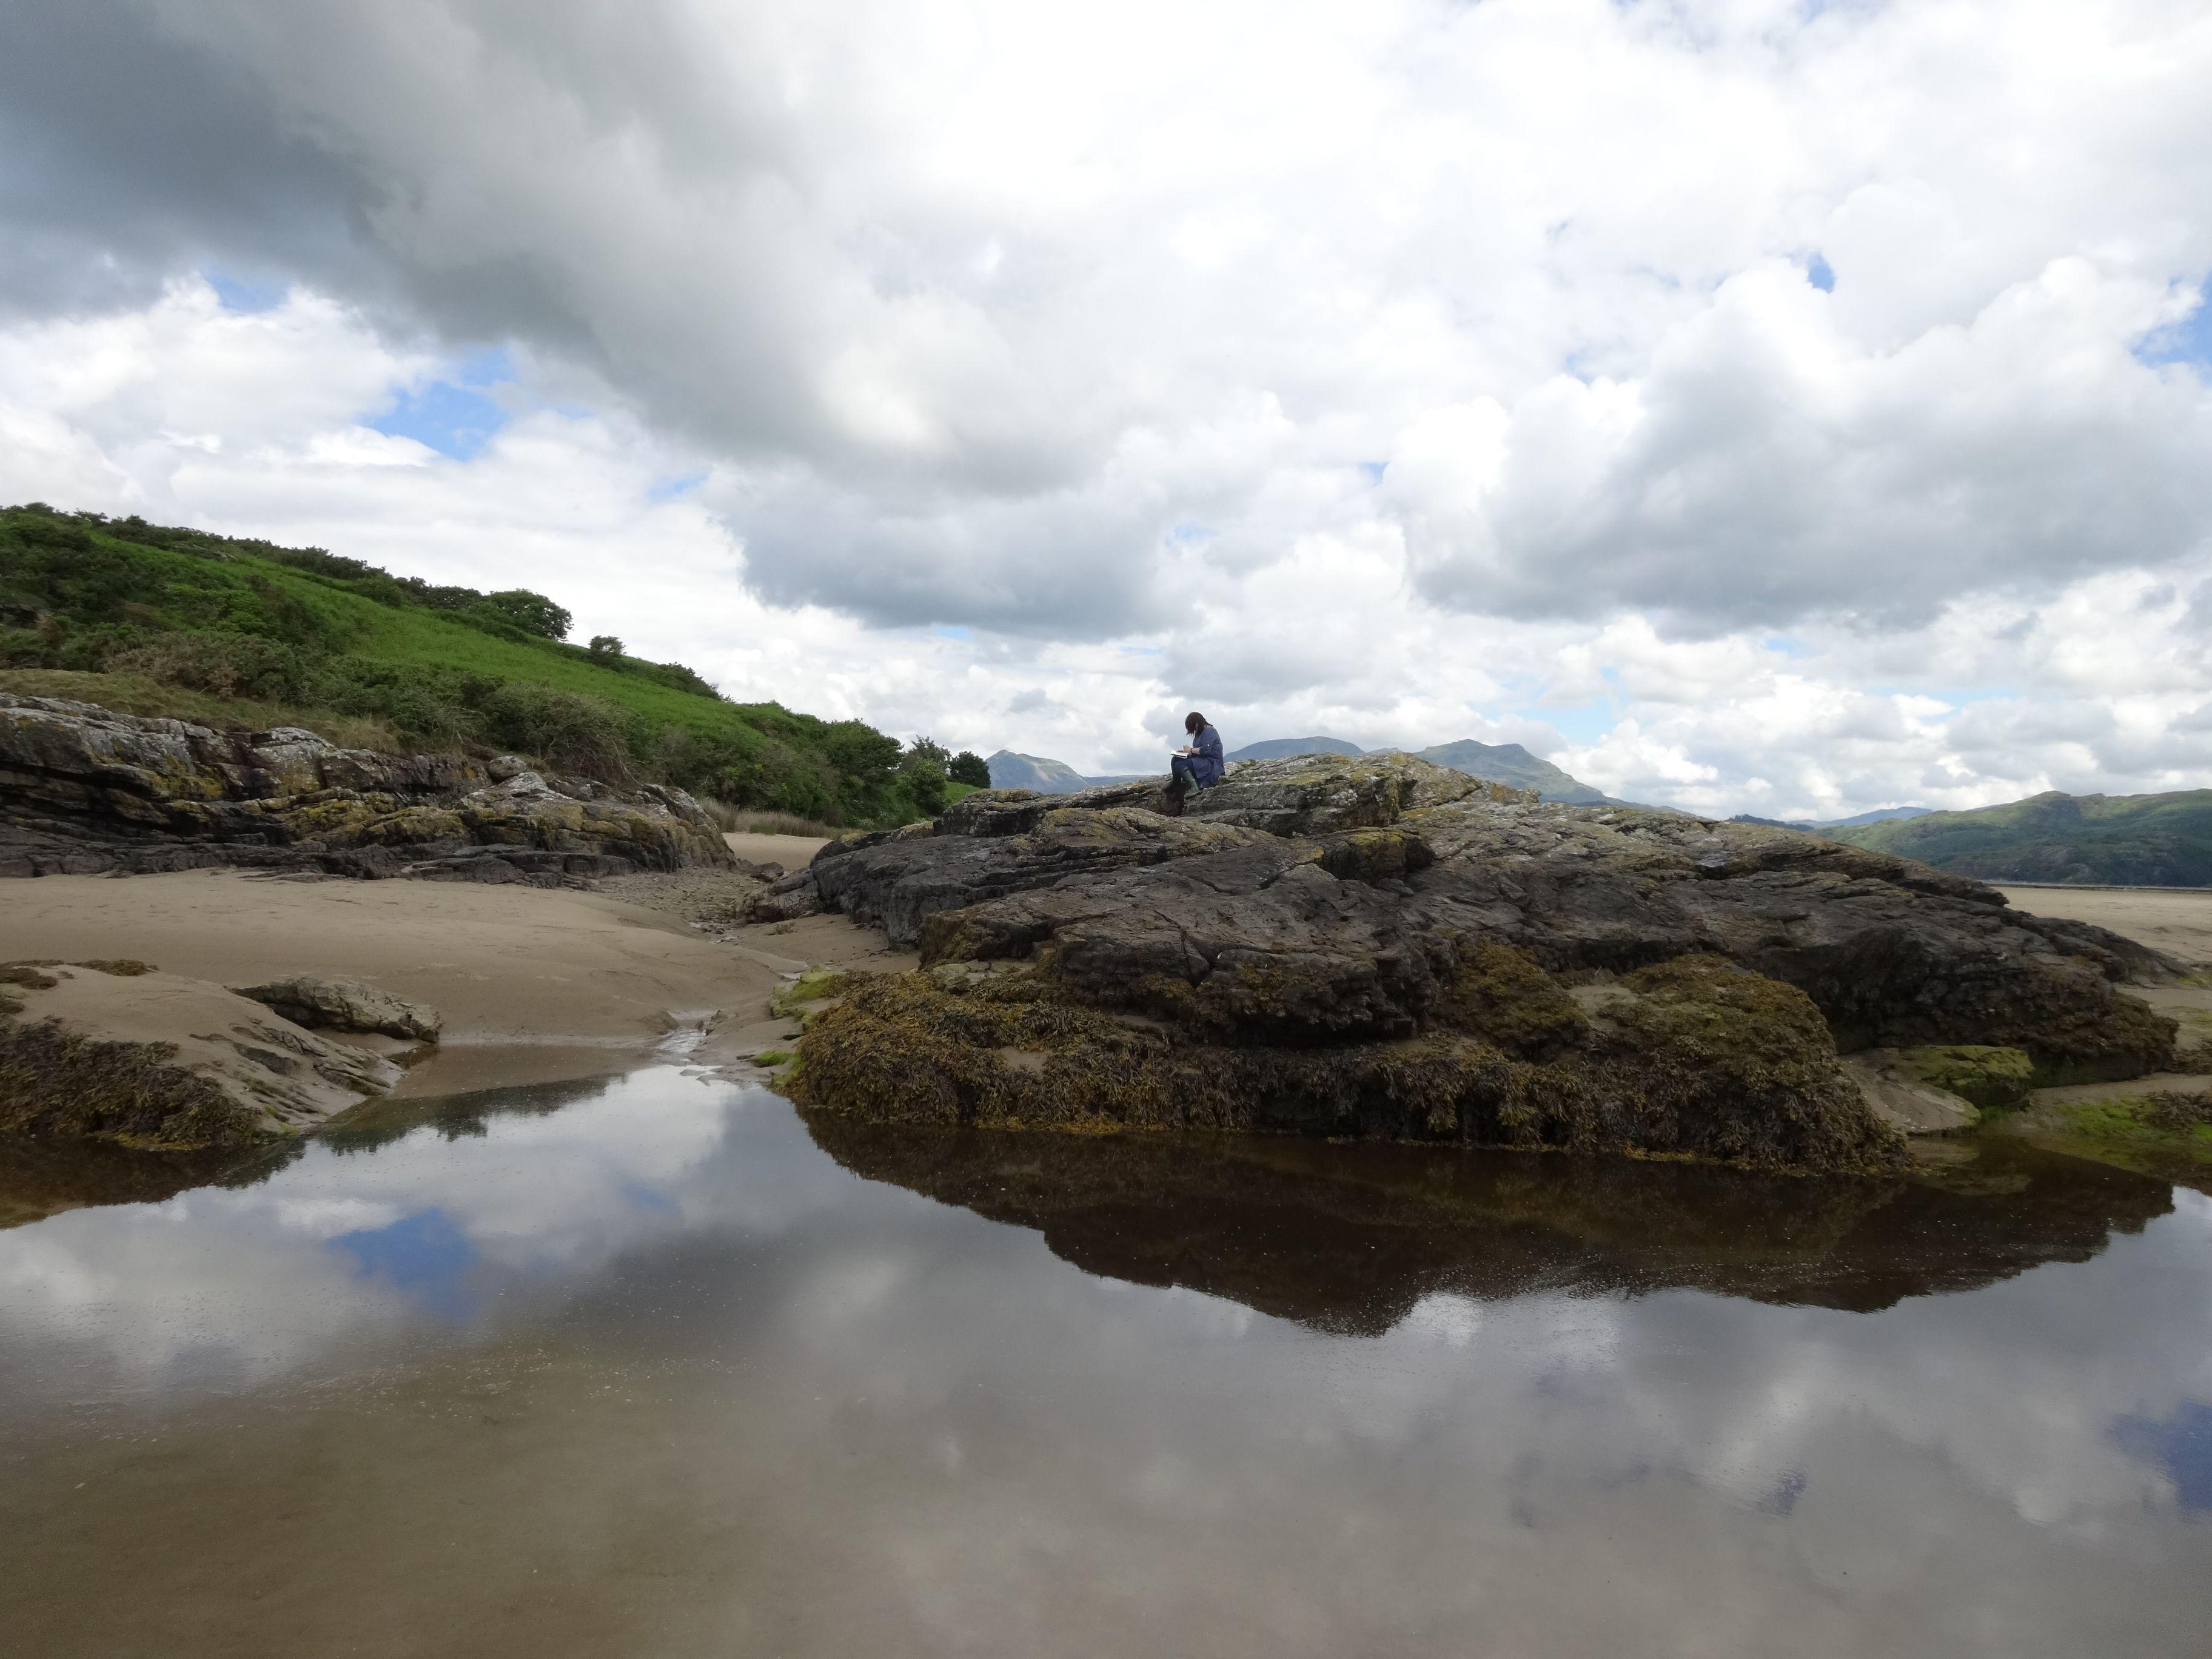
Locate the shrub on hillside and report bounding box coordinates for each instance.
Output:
[823,720,903,784]
[480,683,640,783]
[898,737,951,817]
[108,632,313,703]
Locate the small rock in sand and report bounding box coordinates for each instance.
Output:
[231,975,443,1042]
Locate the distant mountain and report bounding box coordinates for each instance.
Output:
[1216,734,1609,805]
[1223,736,1366,763]
[1735,806,1926,831]
[1823,790,2212,885]
[1820,805,1934,829]
[985,749,1089,794]
[1412,740,1609,805]
[993,734,1615,808]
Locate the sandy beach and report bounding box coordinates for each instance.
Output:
[0,831,922,1098]
[1996,885,2212,970]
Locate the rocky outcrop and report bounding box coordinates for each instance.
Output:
[744,753,1520,940]
[0,694,733,882]
[779,755,2180,1173]
[1,961,400,1150]
[231,976,442,1042]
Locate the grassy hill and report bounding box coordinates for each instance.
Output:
[0,502,975,828]
[1825,789,2212,885]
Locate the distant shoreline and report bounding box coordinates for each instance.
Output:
[1999,882,2212,894]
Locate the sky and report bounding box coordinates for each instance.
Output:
[1,0,2209,817]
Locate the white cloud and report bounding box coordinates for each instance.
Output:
[3,1,2211,809]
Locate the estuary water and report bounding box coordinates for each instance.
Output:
[2,1068,2208,1657]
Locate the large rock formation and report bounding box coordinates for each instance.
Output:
[771,754,2180,1173]
[0,694,733,882]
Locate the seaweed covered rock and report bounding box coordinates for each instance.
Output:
[1,961,398,1150]
[0,693,733,883]
[780,754,2181,1173]
[797,955,1907,1170]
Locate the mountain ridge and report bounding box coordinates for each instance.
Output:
[986,732,1612,805]
[1823,788,2212,885]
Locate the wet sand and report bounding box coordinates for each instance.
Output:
[723,830,830,868]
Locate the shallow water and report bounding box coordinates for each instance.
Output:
[2,1071,2209,1657]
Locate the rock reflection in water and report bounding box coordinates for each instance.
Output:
[802,1110,2175,1329]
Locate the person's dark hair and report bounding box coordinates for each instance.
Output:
[1184,711,1208,734]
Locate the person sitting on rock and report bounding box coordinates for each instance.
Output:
[1170,711,1225,808]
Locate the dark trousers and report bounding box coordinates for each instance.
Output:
[1171,757,1205,793]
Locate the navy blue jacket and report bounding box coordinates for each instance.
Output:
[1184,724,1225,787]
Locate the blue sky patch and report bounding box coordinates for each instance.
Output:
[1806,253,1835,292]
[1518,700,1614,744]
[2136,282,2212,370]
[648,469,707,503]
[2111,1399,2212,1513]
[329,1207,480,1320]
[366,345,517,460]
[204,267,288,314]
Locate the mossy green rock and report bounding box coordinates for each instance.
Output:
[796,955,1906,1173]
[1901,1045,2035,1112]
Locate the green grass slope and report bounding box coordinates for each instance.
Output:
[0,502,974,828]
[1826,789,2212,885]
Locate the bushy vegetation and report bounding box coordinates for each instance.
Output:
[0,502,954,827]
[1825,789,2212,885]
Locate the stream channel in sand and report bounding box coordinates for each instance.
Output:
[2,1067,2210,1657]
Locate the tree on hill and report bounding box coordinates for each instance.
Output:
[948,749,990,787]
[479,589,571,640]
